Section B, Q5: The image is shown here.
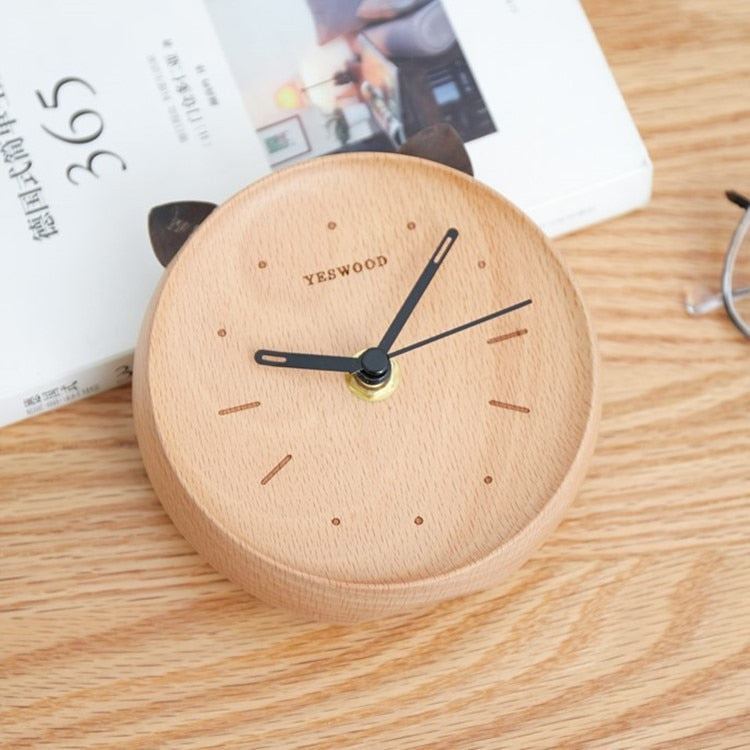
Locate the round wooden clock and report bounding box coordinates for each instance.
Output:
[133,152,600,623]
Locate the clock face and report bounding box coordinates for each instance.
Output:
[134,153,599,620]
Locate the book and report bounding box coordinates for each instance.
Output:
[207,0,652,235]
[0,0,651,428]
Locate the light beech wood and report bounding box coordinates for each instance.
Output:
[2,0,750,745]
[132,154,599,622]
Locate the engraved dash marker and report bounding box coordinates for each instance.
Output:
[487,328,528,345]
[261,454,292,485]
[489,400,530,414]
[218,401,260,416]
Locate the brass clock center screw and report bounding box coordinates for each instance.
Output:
[346,348,400,403]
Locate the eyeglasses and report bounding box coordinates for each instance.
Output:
[685,190,750,338]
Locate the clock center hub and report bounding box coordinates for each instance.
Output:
[357,347,391,386]
[346,348,400,402]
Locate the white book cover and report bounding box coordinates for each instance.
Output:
[206,0,652,234]
[0,0,270,427]
[0,0,651,428]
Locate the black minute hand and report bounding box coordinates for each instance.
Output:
[390,298,532,357]
[254,350,361,373]
[378,228,458,352]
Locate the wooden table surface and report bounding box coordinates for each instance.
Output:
[2,2,749,747]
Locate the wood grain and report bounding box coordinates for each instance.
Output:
[2,0,750,746]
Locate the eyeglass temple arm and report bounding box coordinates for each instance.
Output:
[684,190,750,338]
[720,194,750,337]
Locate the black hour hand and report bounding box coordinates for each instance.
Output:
[254,350,361,374]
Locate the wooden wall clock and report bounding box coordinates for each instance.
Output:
[133,150,600,623]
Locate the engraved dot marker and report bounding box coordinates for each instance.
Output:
[327,221,337,230]
[331,517,341,526]
[484,475,493,484]
[258,260,267,269]
[414,515,424,525]
[407,221,416,230]
[217,328,227,337]
[260,454,292,485]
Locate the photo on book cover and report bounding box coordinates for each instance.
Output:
[205,0,496,169]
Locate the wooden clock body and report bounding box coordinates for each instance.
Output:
[133,153,600,623]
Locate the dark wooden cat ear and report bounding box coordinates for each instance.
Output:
[148,201,217,267]
[147,128,469,267]
[397,123,473,176]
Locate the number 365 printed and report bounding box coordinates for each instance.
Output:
[35,76,127,185]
